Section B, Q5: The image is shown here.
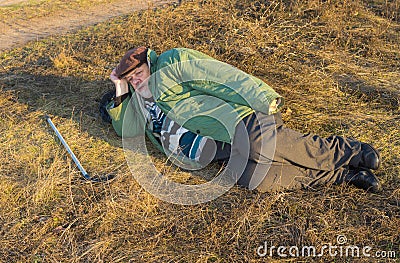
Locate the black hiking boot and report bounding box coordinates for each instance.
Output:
[344,168,381,193]
[359,143,381,170]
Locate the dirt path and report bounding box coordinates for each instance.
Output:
[0,0,26,6]
[0,0,176,51]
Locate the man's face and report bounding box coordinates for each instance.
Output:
[124,63,152,98]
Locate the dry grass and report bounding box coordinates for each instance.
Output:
[0,0,399,262]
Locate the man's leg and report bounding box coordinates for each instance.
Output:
[246,160,348,192]
[231,112,380,192]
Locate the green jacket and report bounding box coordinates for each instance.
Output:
[107,48,283,144]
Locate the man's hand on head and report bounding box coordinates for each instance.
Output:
[110,69,129,97]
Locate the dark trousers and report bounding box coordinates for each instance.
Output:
[212,112,363,192]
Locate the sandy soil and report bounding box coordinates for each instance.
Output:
[0,0,175,51]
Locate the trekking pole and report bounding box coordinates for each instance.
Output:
[45,116,114,182]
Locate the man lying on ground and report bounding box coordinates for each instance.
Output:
[100,46,381,193]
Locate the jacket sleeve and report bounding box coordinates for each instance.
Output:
[106,93,146,138]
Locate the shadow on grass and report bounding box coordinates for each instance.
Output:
[0,71,123,143]
[334,73,400,109]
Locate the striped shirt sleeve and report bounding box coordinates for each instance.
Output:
[144,99,212,162]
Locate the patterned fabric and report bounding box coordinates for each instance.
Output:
[144,99,165,134]
[144,98,209,161]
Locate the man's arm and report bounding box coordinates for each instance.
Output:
[110,68,129,99]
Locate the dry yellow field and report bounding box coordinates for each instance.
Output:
[0,0,399,262]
